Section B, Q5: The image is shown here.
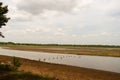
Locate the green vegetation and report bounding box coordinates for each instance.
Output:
[12,57,21,70]
[0,42,120,57]
[0,63,12,71]
[0,71,57,80]
[0,57,21,71]
[0,57,57,80]
[0,69,57,80]
[0,42,120,48]
[0,2,10,38]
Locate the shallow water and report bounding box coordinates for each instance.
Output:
[0,47,120,73]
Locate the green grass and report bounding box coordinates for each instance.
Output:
[0,71,57,80]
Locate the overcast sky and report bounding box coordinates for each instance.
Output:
[0,0,120,45]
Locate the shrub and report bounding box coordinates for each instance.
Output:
[0,64,12,71]
[12,57,21,70]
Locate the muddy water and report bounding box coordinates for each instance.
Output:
[0,47,120,73]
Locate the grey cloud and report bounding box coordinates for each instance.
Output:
[105,0,120,18]
[16,0,78,15]
[110,9,120,18]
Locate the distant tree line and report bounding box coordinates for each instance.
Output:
[0,42,120,48]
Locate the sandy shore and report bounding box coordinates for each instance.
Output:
[0,55,120,80]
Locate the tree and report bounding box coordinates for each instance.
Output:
[0,2,10,38]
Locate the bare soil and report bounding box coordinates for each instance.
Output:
[0,55,120,80]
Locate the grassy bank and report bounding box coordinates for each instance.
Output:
[0,71,56,80]
[0,55,120,80]
[0,57,57,80]
[2,44,120,57]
